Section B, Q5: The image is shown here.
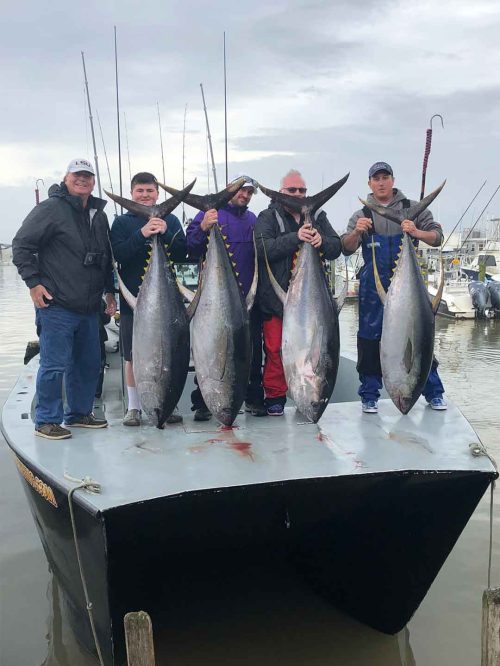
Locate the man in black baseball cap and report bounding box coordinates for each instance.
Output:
[341,162,447,414]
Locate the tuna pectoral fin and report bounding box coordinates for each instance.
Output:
[116,267,137,310]
[403,338,414,374]
[431,252,445,313]
[371,239,387,305]
[186,265,204,320]
[246,233,259,311]
[177,280,195,303]
[306,325,324,373]
[261,235,286,304]
[335,261,349,311]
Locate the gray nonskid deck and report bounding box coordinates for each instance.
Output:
[1,357,494,513]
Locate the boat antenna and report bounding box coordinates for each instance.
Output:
[96,109,117,215]
[157,101,167,198]
[223,31,228,184]
[114,26,123,211]
[206,131,211,192]
[420,114,444,201]
[442,180,487,249]
[35,179,44,205]
[123,112,132,185]
[81,51,102,198]
[458,183,500,253]
[200,83,218,191]
[182,102,188,224]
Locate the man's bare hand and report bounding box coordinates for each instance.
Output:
[401,219,417,236]
[104,293,117,316]
[298,224,322,247]
[30,285,53,309]
[141,217,167,238]
[354,217,373,235]
[200,209,218,232]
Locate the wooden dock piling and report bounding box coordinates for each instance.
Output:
[124,611,156,666]
[482,588,500,666]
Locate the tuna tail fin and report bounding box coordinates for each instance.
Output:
[246,232,259,311]
[260,235,286,305]
[158,178,245,212]
[259,173,350,216]
[105,179,196,220]
[156,179,197,218]
[431,249,445,313]
[359,180,446,225]
[405,181,446,221]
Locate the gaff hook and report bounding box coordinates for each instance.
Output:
[430,114,444,130]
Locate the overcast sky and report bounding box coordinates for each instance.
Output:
[2,0,500,242]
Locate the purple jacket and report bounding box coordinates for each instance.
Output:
[187,204,257,297]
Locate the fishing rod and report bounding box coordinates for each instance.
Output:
[420,114,444,201]
[123,112,132,184]
[442,180,487,248]
[223,31,228,184]
[157,101,167,198]
[81,51,102,197]
[200,83,218,191]
[96,110,118,215]
[114,26,123,210]
[182,102,188,224]
[458,183,500,254]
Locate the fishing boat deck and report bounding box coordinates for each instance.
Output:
[1,348,494,515]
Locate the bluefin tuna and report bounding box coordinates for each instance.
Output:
[259,175,349,423]
[360,182,446,414]
[105,181,195,428]
[159,179,254,426]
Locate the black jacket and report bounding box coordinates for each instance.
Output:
[255,202,342,319]
[13,184,114,314]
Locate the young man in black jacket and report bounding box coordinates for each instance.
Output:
[110,172,187,426]
[255,170,342,415]
[12,159,117,440]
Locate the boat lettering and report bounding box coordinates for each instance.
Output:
[14,456,58,508]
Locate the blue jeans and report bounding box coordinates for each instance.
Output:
[359,364,445,403]
[35,306,100,426]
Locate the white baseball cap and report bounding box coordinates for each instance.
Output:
[66,158,95,175]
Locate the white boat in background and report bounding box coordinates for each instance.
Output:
[335,251,361,300]
[0,243,12,265]
[428,260,496,320]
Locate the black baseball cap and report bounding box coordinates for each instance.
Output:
[368,162,393,178]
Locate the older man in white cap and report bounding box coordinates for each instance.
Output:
[186,174,266,419]
[12,158,116,440]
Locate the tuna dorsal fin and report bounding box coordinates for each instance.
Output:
[259,173,349,216]
[431,250,445,313]
[371,238,387,304]
[260,234,286,305]
[105,179,196,220]
[186,264,205,320]
[246,232,259,311]
[158,178,245,212]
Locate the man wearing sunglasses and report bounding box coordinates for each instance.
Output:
[255,169,342,416]
[186,174,267,419]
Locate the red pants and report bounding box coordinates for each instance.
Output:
[262,316,288,401]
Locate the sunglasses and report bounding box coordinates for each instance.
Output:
[284,187,307,194]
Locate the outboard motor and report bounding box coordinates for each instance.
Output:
[488,281,500,314]
[469,280,488,318]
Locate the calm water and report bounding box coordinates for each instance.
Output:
[0,263,499,666]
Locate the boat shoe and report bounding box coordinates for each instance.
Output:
[123,409,141,426]
[35,423,72,440]
[166,409,183,424]
[65,414,108,428]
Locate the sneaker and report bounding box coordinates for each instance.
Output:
[245,401,268,417]
[166,409,183,424]
[65,414,108,428]
[123,409,141,426]
[267,403,284,416]
[362,400,378,414]
[35,423,72,440]
[428,397,447,411]
[194,407,212,422]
